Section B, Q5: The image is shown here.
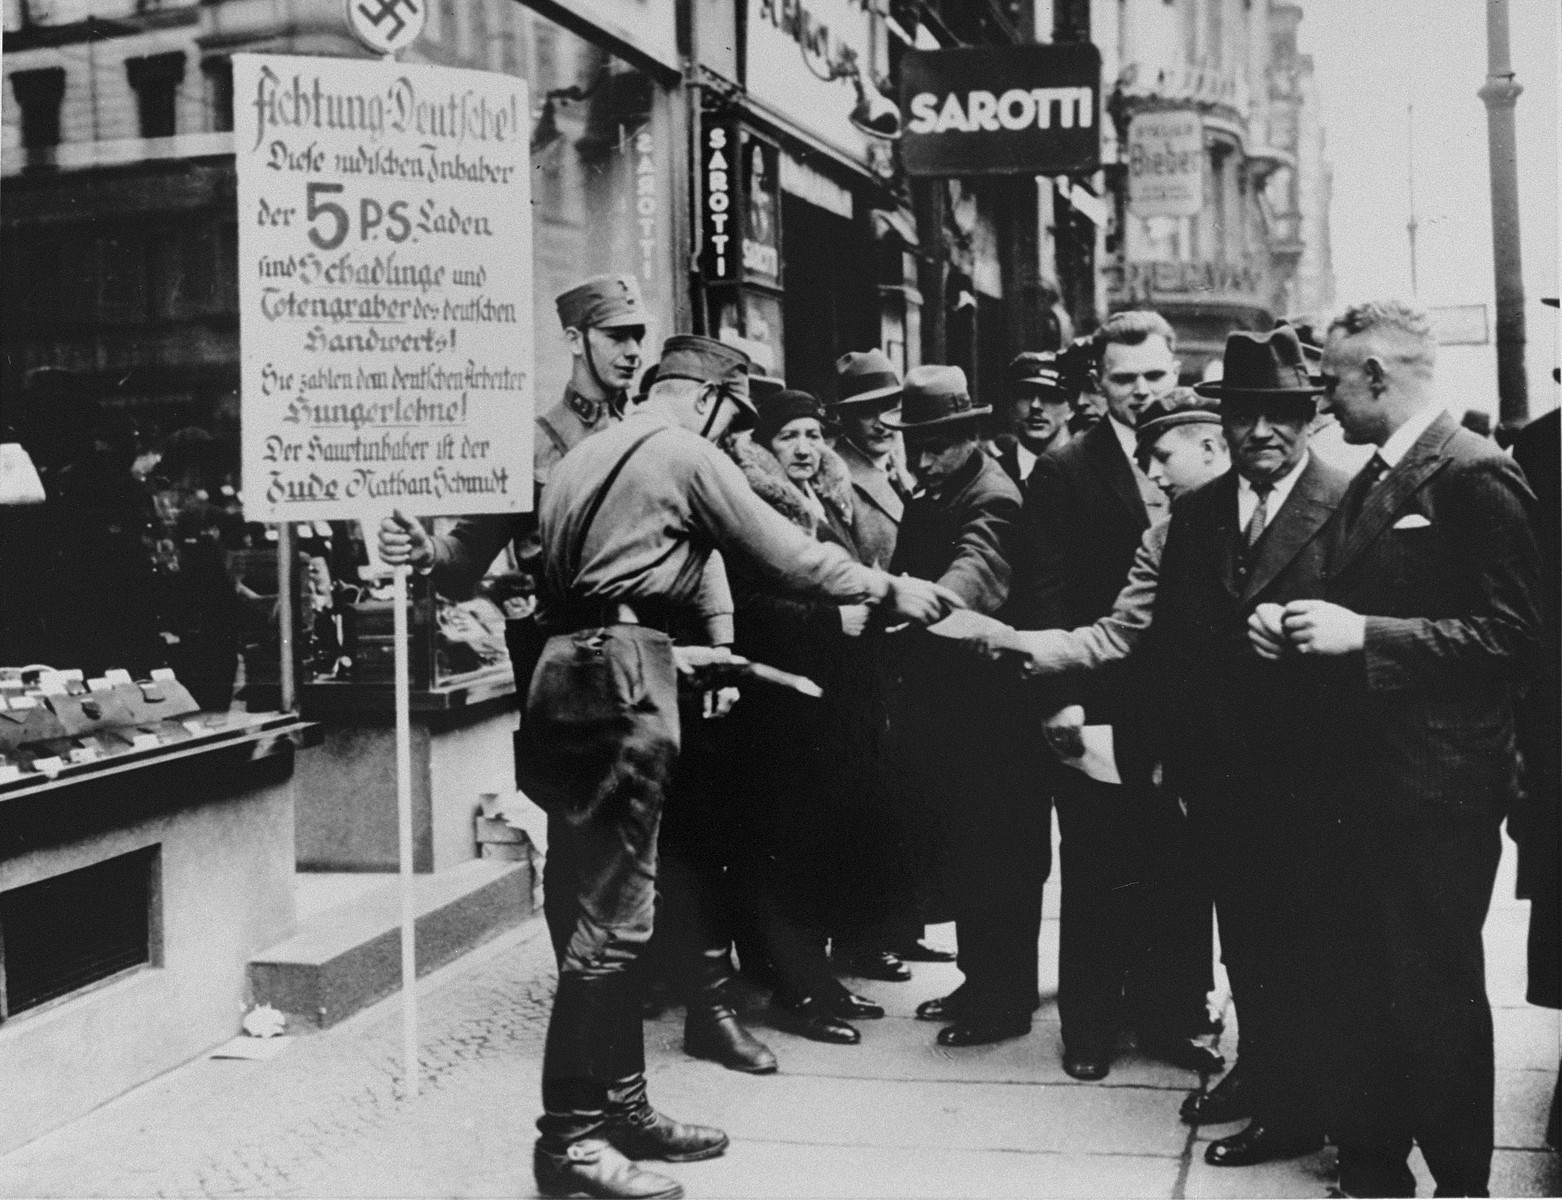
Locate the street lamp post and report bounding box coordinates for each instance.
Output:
[1477,0,1528,431]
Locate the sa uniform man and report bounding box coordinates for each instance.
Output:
[381,274,649,601]
[388,335,962,1200]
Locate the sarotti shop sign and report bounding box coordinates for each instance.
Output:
[900,43,1101,177]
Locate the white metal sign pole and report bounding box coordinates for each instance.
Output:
[233,14,533,1107]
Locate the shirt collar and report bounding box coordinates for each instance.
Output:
[1239,450,1310,507]
[1377,402,1446,468]
[1108,416,1138,465]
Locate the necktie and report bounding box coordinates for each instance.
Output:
[1245,483,1274,551]
[1362,453,1390,489]
[1343,453,1390,528]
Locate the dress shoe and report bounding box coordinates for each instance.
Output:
[1204,1122,1324,1168]
[607,1110,729,1163]
[777,996,860,1044]
[824,987,885,1020]
[1139,1035,1225,1075]
[835,949,912,982]
[936,1016,1031,1047]
[534,1138,683,1199]
[1062,1048,1112,1081]
[916,986,970,1022]
[1180,1063,1252,1125]
[684,1011,778,1074]
[892,940,957,963]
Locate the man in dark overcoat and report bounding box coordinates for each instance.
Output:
[1010,311,1216,1080]
[1257,300,1543,1198]
[1151,327,1351,1166]
[886,365,1045,1046]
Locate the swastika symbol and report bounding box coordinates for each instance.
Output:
[356,0,419,42]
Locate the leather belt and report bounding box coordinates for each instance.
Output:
[546,600,678,636]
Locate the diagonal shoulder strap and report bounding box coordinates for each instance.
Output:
[566,426,668,588]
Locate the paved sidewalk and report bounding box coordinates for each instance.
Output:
[0,839,1556,1199]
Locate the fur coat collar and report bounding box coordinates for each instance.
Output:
[725,430,854,533]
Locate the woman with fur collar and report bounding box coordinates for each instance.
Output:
[714,389,899,1048]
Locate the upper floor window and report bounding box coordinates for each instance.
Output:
[125,50,185,139]
[10,66,66,153]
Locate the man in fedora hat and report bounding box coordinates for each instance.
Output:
[830,349,913,572]
[385,334,963,1200]
[884,365,1048,1047]
[1139,325,1351,1166]
[990,351,1073,487]
[1251,301,1542,1197]
[1011,310,1217,1081]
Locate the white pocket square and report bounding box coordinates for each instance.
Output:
[1393,514,1432,529]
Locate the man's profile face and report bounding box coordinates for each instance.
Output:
[1012,389,1070,454]
[1223,401,1314,485]
[1099,336,1179,428]
[1319,332,1378,445]
[907,429,977,489]
[570,324,644,391]
[1144,426,1225,501]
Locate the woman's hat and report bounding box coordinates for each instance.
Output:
[754,389,824,447]
[1193,326,1326,401]
[881,365,990,430]
[833,350,904,410]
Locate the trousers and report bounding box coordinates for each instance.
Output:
[526,625,680,1147]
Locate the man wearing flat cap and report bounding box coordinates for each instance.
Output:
[990,351,1073,487]
[1145,325,1352,1167]
[883,365,1047,1048]
[426,334,961,1200]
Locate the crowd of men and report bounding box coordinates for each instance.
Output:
[379,275,1550,1200]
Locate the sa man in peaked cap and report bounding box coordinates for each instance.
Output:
[492,335,962,1199]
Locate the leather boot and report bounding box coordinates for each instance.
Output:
[534,1139,684,1199]
[682,945,778,1073]
[607,1108,730,1163]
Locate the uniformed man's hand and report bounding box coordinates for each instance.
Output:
[378,509,434,571]
[884,575,966,626]
[673,644,741,689]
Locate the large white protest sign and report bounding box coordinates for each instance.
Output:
[235,54,533,523]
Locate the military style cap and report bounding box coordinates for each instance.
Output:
[1008,351,1066,395]
[657,334,754,415]
[1135,387,1222,449]
[555,274,647,332]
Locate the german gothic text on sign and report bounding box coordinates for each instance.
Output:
[900,43,1101,177]
[235,54,533,522]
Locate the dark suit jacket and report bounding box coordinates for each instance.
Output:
[1317,412,1543,821]
[891,446,1021,616]
[1012,418,1155,727]
[1148,456,1350,801]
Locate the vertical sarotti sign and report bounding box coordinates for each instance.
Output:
[700,120,740,282]
[234,54,534,523]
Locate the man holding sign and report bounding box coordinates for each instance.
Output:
[383,334,961,1200]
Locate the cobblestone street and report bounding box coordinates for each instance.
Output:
[0,837,1556,1199]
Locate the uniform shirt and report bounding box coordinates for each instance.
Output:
[534,385,622,488]
[539,410,881,624]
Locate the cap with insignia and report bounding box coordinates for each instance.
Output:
[555,274,647,332]
[656,334,755,415]
[1135,387,1222,449]
[1008,351,1066,395]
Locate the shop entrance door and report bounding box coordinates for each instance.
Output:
[781,194,877,401]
